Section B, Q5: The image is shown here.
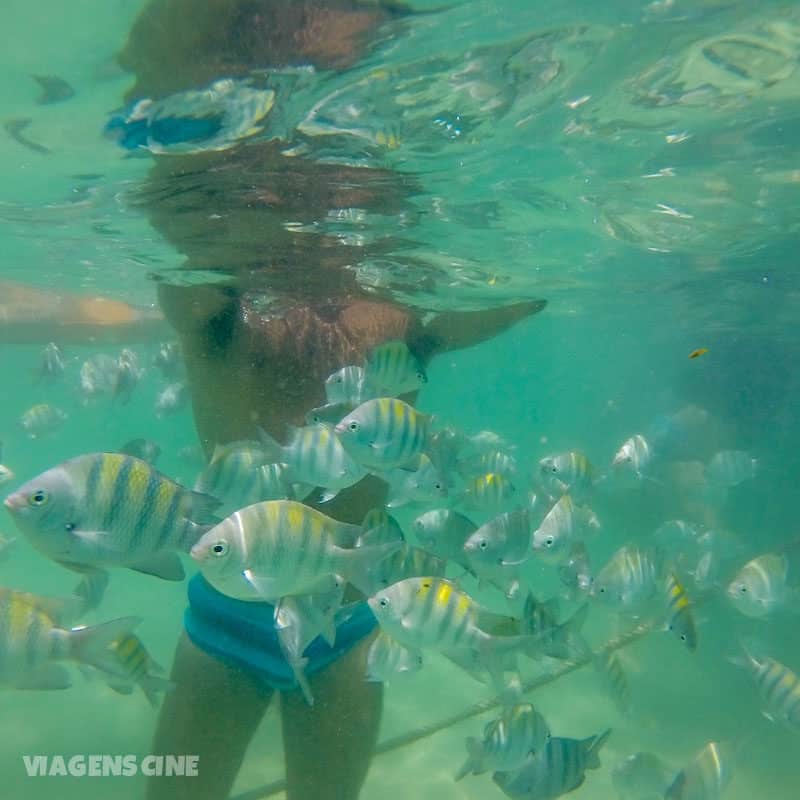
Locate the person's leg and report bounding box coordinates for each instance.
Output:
[146,632,273,800]
[280,633,383,800]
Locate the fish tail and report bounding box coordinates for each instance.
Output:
[290,656,313,706]
[453,739,481,781]
[585,728,612,769]
[139,674,176,708]
[68,616,142,677]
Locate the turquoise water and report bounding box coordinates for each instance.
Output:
[1,1,799,798]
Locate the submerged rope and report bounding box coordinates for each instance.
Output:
[229,621,654,800]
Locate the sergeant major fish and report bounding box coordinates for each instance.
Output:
[538,451,595,499]
[4,452,219,581]
[99,633,174,707]
[366,630,423,683]
[362,340,427,398]
[19,403,67,438]
[725,553,795,619]
[532,494,600,564]
[732,643,800,729]
[412,508,477,571]
[664,741,731,800]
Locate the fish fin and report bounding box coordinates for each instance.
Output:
[256,427,284,462]
[130,553,185,581]
[69,616,141,677]
[318,488,340,503]
[15,663,72,690]
[72,568,110,615]
[454,738,483,781]
[289,656,313,705]
[342,540,403,596]
[182,489,221,521]
[179,521,215,553]
[242,569,282,601]
[585,728,612,769]
[140,675,176,708]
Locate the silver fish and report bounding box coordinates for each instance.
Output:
[324,365,365,405]
[734,643,800,729]
[366,630,423,682]
[191,500,399,602]
[611,434,655,483]
[521,594,591,661]
[363,543,447,595]
[460,472,516,511]
[4,452,218,581]
[154,382,188,417]
[592,545,663,611]
[79,354,118,402]
[538,451,595,498]
[455,702,550,781]
[19,403,67,437]
[335,397,429,470]
[386,453,447,508]
[152,341,183,379]
[612,751,672,800]
[705,450,758,489]
[100,633,174,707]
[594,651,631,714]
[726,553,794,618]
[114,348,143,405]
[532,494,600,564]
[558,542,594,600]
[664,741,731,800]
[493,730,611,800]
[36,342,65,382]
[412,508,477,570]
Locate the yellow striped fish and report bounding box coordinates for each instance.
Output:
[103,633,173,707]
[4,452,219,581]
[664,573,697,651]
[539,451,595,498]
[191,500,400,602]
[736,644,800,729]
[0,588,139,690]
[362,340,427,398]
[461,472,517,511]
[366,631,423,683]
[335,397,429,470]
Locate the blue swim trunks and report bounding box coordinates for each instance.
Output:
[184,574,377,691]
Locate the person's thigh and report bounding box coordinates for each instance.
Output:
[280,633,383,800]
[146,632,274,800]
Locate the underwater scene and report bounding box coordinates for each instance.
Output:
[1,1,800,799]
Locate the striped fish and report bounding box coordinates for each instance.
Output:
[735,644,800,729]
[726,553,792,618]
[385,453,447,508]
[103,633,174,707]
[364,544,447,596]
[455,702,550,781]
[335,397,429,470]
[362,340,427,398]
[665,741,731,800]
[19,403,67,438]
[664,573,697,651]
[259,424,367,501]
[538,451,595,499]
[412,508,477,570]
[594,651,631,714]
[532,495,600,564]
[461,472,516,511]
[592,545,663,611]
[366,631,423,683]
[4,452,219,581]
[521,595,591,662]
[493,729,611,800]
[0,588,139,690]
[324,365,365,405]
[611,434,655,483]
[458,449,518,481]
[368,577,531,689]
[191,500,400,602]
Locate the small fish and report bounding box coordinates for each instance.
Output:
[4,118,50,155]
[119,438,161,465]
[594,651,631,714]
[705,450,758,489]
[362,340,427,398]
[335,397,429,471]
[455,702,551,781]
[461,472,516,511]
[558,542,594,600]
[493,729,611,800]
[305,401,354,427]
[152,342,183,379]
[275,578,346,704]
[665,741,731,800]
[101,633,174,707]
[538,451,595,498]
[385,453,447,508]
[0,588,139,690]
[114,348,144,404]
[664,573,697,651]
[155,382,188,417]
[324,365,365,406]
[521,594,591,662]
[733,643,800,728]
[357,509,405,548]
[464,508,533,597]
[688,348,708,359]
[191,501,399,602]
[194,441,275,510]
[726,553,794,618]
[532,495,600,564]
[412,508,477,570]
[80,354,119,402]
[19,403,67,438]
[35,342,65,383]
[459,449,518,480]
[366,630,423,682]
[592,545,663,612]
[612,751,672,800]
[259,424,367,502]
[364,544,447,595]
[368,577,531,692]
[611,434,655,483]
[32,74,75,104]
[4,452,219,581]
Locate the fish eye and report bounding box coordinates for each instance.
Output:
[545,536,554,547]
[29,489,49,506]
[598,586,606,593]
[211,541,228,557]
[551,465,558,473]
[434,482,442,490]
[417,371,426,381]
[64,522,76,532]
[479,539,488,550]
[348,420,359,432]
[738,585,747,594]
[378,597,389,609]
